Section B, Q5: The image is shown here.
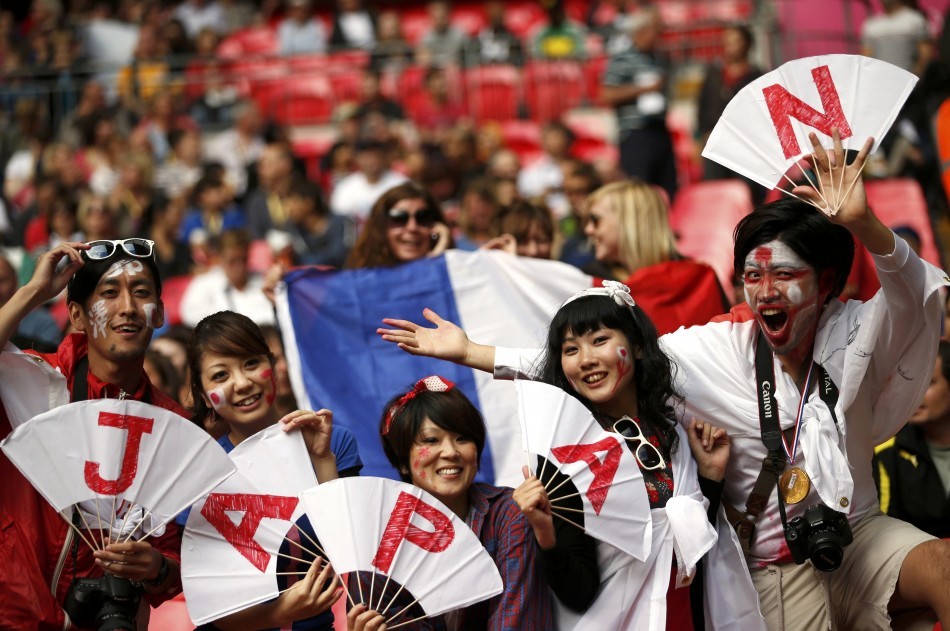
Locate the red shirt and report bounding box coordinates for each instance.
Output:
[0,334,186,629]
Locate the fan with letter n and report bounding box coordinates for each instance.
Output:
[702,54,917,215]
[299,477,503,630]
[0,398,236,557]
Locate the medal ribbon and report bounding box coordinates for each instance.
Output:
[782,361,814,467]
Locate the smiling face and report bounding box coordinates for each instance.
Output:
[584,197,620,264]
[199,351,278,443]
[70,260,164,365]
[742,239,826,356]
[386,197,435,262]
[561,326,638,418]
[408,418,478,518]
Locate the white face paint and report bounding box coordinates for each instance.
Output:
[206,386,229,411]
[88,300,108,339]
[143,303,158,329]
[105,260,144,279]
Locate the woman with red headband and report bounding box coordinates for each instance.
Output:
[348,377,578,631]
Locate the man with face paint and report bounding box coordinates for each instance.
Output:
[379,131,950,630]
[661,132,950,629]
[0,240,185,629]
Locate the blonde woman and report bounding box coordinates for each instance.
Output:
[584,179,727,334]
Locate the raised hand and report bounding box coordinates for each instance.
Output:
[686,418,730,482]
[28,241,88,302]
[512,466,556,549]
[281,408,334,458]
[791,129,894,256]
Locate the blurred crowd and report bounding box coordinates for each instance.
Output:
[1,0,949,374]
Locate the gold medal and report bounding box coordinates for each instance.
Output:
[779,466,811,504]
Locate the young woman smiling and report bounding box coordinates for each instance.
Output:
[348,378,558,631]
[185,310,363,630]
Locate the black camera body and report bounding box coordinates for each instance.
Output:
[784,504,854,572]
[63,573,141,631]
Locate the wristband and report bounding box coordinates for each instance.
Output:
[144,555,169,587]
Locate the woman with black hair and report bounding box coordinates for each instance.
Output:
[349,378,557,631]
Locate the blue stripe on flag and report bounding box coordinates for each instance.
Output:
[284,256,495,482]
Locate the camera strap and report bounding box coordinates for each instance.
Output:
[727,330,840,553]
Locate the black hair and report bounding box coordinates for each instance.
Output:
[727,23,754,53]
[66,248,163,307]
[537,295,681,453]
[288,178,329,216]
[379,385,486,483]
[187,310,276,430]
[733,198,854,304]
[938,341,950,384]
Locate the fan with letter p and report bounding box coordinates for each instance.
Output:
[300,477,503,629]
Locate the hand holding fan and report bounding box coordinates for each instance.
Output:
[182,424,332,625]
[702,54,917,215]
[0,398,235,553]
[300,477,503,630]
[515,379,652,560]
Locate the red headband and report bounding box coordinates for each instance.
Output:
[381,375,455,436]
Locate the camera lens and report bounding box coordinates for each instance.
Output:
[808,531,845,572]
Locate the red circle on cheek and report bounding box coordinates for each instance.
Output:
[261,369,273,381]
[210,392,220,405]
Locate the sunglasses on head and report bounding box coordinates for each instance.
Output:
[613,416,666,471]
[387,208,439,228]
[85,239,155,261]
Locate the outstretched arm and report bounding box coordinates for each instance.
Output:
[377,308,496,373]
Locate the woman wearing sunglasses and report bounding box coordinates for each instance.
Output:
[344,183,452,269]
[377,282,763,630]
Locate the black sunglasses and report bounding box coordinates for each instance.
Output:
[387,208,439,228]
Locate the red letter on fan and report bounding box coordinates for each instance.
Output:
[551,437,623,514]
[372,492,455,574]
[763,65,853,159]
[201,493,298,572]
[83,412,155,495]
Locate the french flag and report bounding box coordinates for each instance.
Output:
[275,251,592,486]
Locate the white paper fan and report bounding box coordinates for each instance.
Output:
[0,399,235,550]
[702,55,916,199]
[515,379,652,560]
[182,425,326,625]
[0,344,68,430]
[300,477,503,628]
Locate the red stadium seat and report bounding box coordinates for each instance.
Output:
[159,275,195,327]
[396,65,464,122]
[504,2,547,39]
[670,180,754,290]
[500,120,543,164]
[864,178,941,267]
[465,65,520,123]
[217,27,278,59]
[584,56,608,106]
[523,61,585,123]
[248,239,274,274]
[453,4,487,37]
[268,75,334,125]
[400,7,432,46]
